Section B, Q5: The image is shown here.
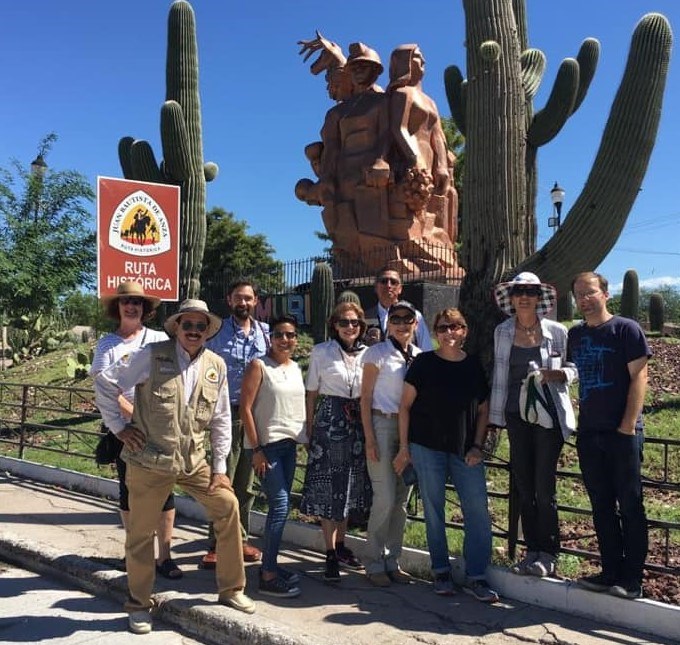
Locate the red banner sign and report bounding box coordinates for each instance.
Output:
[97,177,180,301]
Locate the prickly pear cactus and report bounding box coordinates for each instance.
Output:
[620,269,640,320]
[310,262,334,343]
[118,0,216,300]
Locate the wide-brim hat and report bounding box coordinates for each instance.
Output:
[494,272,556,316]
[100,281,161,309]
[164,299,222,339]
[388,300,417,317]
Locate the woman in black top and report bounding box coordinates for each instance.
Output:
[394,308,498,602]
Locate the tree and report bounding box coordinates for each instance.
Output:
[199,207,283,301]
[0,135,96,319]
[444,4,672,363]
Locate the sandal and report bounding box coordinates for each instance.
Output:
[156,558,183,580]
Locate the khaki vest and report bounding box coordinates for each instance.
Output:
[122,340,224,476]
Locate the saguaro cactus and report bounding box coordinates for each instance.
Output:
[649,293,665,332]
[445,4,671,360]
[336,290,361,307]
[118,0,216,300]
[620,269,640,320]
[310,262,334,343]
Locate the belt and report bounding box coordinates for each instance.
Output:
[372,409,397,419]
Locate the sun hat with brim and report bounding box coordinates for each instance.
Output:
[164,299,222,339]
[388,300,417,318]
[100,281,161,309]
[494,272,556,316]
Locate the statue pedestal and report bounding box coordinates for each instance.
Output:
[354,281,461,330]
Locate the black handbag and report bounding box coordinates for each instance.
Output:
[95,425,123,465]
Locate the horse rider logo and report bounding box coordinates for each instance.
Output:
[109,190,171,257]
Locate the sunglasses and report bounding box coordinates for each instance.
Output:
[337,319,360,328]
[389,315,415,325]
[180,321,208,332]
[378,277,400,286]
[435,322,467,333]
[511,287,541,297]
[271,331,298,340]
[120,297,144,306]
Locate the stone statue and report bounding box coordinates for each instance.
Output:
[296,35,462,279]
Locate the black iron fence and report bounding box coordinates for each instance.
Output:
[1,382,678,576]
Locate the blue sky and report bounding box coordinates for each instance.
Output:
[1,0,678,293]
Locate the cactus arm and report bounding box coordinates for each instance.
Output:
[527,58,579,147]
[118,137,135,179]
[572,38,600,113]
[204,162,218,182]
[444,65,467,137]
[521,48,546,100]
[518,13,672,296]
[161,100,192,182]
[130,141,164,184]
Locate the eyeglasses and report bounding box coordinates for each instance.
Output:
[388,315,415,325]
[271,331,298,340]
[180,321,208,332]
[120,297,144,306]
[511,287,541,298]
[574,290,602,300]
[435,322,467,333]
[378,277,400,286]
[337,319,360,328]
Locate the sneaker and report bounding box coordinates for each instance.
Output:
[509,551,539,575]
[609,581,643,600]
[336,546,363,570]
[128,610,152,634]
[433,571,455,596]
[526,552,556,578]
[220,590,257,613]
[464,578,500,603]
[277,567,301,585]
[258,575,301,598]
[577,572,615,593]
[324,556,341,583]
[366,572,392,587]
[388,569,414,584]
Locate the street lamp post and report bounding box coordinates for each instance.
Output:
[548,181,565,232]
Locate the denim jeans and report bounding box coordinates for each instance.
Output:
[365,415,410,574]
[259,439,297,575]
[577,431,648,585]
[506,413,564,556]
[410,442,492,578]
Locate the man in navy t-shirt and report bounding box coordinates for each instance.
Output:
[567,272,651,600]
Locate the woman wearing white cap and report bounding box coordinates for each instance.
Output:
[490,272,576,578]
[90,282,179,579]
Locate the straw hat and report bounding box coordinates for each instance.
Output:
[494,272,556,316]
[164,299,222,339]
[100,281,161,308]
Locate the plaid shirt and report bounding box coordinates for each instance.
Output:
[489,317,577,434]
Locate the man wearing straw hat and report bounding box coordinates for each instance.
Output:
[96,299,255,634]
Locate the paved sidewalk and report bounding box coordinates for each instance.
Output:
[0,469,678,645]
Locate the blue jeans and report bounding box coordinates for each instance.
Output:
[259,439,297,574]
[410,442,492,578]
[577,431,648,585]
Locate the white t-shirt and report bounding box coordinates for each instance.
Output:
[363,340,422,414]
[90,327,168,404]
[306,339,367,400]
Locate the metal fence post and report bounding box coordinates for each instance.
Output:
[18,384,29,459]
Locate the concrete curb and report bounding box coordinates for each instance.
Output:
[1,456,679,642]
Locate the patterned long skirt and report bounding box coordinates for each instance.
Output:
[300,396,372,521]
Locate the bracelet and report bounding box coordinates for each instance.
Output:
[253,445,263,453]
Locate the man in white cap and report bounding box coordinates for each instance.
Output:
[95,299,255,634]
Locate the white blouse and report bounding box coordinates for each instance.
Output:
[305,339,366,400]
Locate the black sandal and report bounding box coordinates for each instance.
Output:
[156,558,183,580]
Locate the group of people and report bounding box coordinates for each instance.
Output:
[91,265,651,635]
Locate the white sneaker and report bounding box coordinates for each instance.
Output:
[527,552,556,578]
[220,590,256,614]
[128,610,152,634]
